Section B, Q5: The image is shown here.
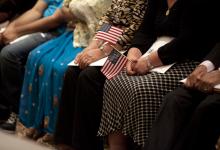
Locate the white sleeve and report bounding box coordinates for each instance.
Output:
[200,60,215,72]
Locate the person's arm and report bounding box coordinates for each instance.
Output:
[185,42,220,89]
[2,0,71,43]
[7,0,48,29]
[76,0,148,69]
[9,6,71,36]
[1,0,48,43]
[125,0,157,75]
[187,69,220,93]
[157,0,219,65]
[129,0,157,54]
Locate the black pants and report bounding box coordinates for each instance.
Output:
[55,66,106,150]
[144,86,220,150]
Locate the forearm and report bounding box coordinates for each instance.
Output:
[147,51,163,67]
[7,0,48,29]
[14,12,65,36]
[7,9,43,30]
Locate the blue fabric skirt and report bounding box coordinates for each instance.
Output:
[19,31,83,133]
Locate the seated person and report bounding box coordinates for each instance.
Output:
[54,0,148,149]
[97,0,220,149]
[18,0,112,144]
[0,0,65,131]
[143,41,220,150]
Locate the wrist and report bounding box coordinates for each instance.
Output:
[197,65,208,73]
[128,48,142,58]
[99,42,112,56]
[200,60,214,72]
[93,38,104,47]
[145,55,154,70]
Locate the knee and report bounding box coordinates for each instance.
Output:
[164,91,179,105]
[53,63,66,75]
[65,66,76,77]
[63,66,80,82]
[0,45,14,61]
[78,67,102,82]
[165,87,193,107]
[195,99,218,116]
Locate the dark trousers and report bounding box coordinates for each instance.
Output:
[0,32,56,114]
[55,66,106,150]
[144,86,220,150]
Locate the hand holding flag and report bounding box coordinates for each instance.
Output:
[101,49,128,79]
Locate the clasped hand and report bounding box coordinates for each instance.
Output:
[185,65,220,93]
[0,28,18,44]
[126,48,151,75]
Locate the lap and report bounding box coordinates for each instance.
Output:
[0,32,55,64]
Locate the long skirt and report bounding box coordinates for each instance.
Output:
[19,31,83,134]
[98,61,198,146]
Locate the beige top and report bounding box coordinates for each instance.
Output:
[64,0,112,48]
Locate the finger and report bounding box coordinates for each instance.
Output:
[78,55,85,69]
[126,61,136,75]
[199,81,214,93]
[78,53,87,67]
[200,84,213,93]
[195,80,212,93]
[79,58,86,69]
[79,55,90,69]
[81,58,90,69]
[74,53,82,64]
[194,78,203,89]
[136,69,146,75]
[185,74,197,88]
[86,56,94,66]
[185,77,192,88]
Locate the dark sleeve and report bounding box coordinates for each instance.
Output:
[204,42,220,69]
[157,0,220,65]
[130,0,157,54]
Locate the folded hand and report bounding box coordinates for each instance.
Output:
[75,49,104,69]
[185,65,207,89]
[126,48,142,75]
[192,70,220,93]
[133,57,151,75]
[2,28,18,44]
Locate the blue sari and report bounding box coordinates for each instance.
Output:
[19,31,83,133]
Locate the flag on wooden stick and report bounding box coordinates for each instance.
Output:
[101,49,128,79]
[96,23,123,44]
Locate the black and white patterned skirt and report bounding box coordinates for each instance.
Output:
[98,61,198,146]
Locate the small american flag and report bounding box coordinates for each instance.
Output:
[96,23,123,44]
[101,49,128,79]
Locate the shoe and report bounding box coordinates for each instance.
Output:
[0,112,17,133]
[36,133,54,146]
[25,127,43,140]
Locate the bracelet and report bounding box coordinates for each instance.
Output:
[145,55,154,69]
[99,42,109,56]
